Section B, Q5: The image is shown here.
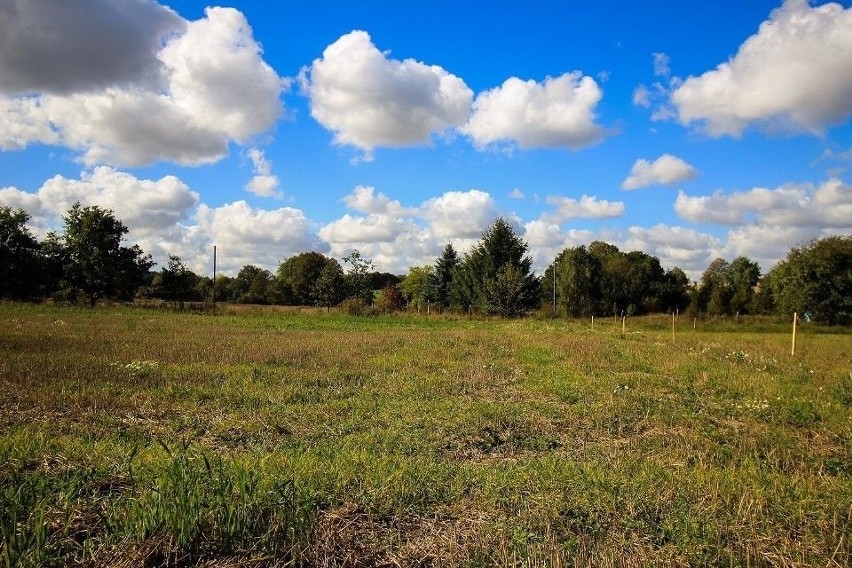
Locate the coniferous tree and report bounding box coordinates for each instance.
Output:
[431,243,459,310]
[454,219,540,315]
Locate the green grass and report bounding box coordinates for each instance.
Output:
[0,303,849,566]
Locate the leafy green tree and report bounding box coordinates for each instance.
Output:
[155,255,196,306]
[698,258,732,317]
[454,218,540,314]
[769,236,852,324]
[400,265,435,311]
[661,267,690,313]
[212,274,234,302]
[368,272,402,291]
[248,270,272,304]
[314,258,345,310]
[622,251,666,314]
[486,264,538,317]
[544,245,600,317]
[343,249,375,305]
[58,203,153,305]
[0,207,42,300]
[431,243,459,310]
[275,252,332,305]
[728,256,761,314]
[232,265,272,304]
[588,241,626,316]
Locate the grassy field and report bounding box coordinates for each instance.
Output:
[0,303,849,567]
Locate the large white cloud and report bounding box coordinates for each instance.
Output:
[0,168,323,274]
[0,166,199,236]
[194,201,322,272]
[675,179,852,227]
[671,0,852,136]
[300,30,473,159]
[623,225,723,277]
[622,154,698,190]
[0,5,285,166]
[463,72,607,150]
[419,189,500,239]
[318,187,502,273]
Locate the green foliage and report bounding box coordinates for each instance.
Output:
[432,243,459,310]
[0,207,42,301]
[697,256,762,317]
[769,235,852,324]
[343,249,375,305]
[544,242,683,317]
[275,251,333,305]
[314,258,345,309]
[57,203,153,305]
[544,245,600,316]
[153,255,197,306]
[400,265,435,310]
[232,265,273,304]
[485,264,538,317]
[454,218,541,315]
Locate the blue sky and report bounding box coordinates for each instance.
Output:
[1,0,850,278]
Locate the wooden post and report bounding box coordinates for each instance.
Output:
[672,312,675,342]
[591,315,594,330]
[693,317,696,331]
[622,315,626,335]
[791,312,798,356]
[212,245,217,306]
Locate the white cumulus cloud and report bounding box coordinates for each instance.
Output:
[0,166,199,237]
[195,201,322,272]
[622,154,698,190]
[419,189,500,239]
[623,224,723,276]
[245,149,281,198]
[464,72,607,150]
[543,194,624,222]
[671,0,852,136]
[0,4,286,166]
[675,179,852,227]
[300,30,473,159]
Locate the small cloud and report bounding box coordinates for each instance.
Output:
[652,52,671,78]
[632,84,651,108]
[245,148,281,198]
[622,154,698,190]
[543,194,624,221]
[509,188,524,200]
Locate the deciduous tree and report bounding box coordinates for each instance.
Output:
[58,203,153,305]
[0,207,42,301]
[768,236,851,324]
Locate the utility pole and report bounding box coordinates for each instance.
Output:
[552,264,556,313]
[212,245,217,305]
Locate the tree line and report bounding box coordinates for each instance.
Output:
[2,205,850,324]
